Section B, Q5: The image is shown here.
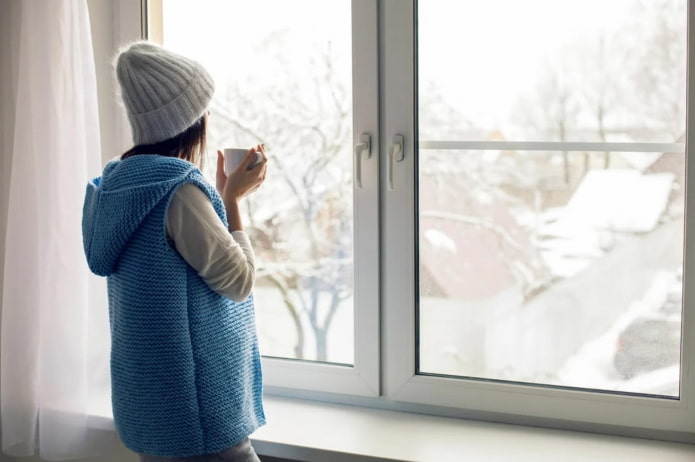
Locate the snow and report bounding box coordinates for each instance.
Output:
[538,170,675,277]
[556,270,681,395]
[424,228,458,253]
[617,151,663,172]
[565,169,674,233]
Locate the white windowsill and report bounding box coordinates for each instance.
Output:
[88,395,695,461]
[249,396,695,462]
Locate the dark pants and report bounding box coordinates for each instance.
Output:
[139,439,261,462]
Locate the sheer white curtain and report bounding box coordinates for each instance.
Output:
[1,0,113,459]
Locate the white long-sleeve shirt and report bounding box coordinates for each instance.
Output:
[165,183,255,302]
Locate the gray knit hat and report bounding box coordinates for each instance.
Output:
[115,41,215,145]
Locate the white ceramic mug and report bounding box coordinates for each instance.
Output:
[224,147,262,174]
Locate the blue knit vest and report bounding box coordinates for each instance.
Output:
[82,155,265,457]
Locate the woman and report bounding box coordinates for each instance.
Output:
[82,41,266,461]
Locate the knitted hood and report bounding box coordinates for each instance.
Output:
[82,155,199,276]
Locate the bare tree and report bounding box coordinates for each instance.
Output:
[579,35,623,169]
[512,59,581,186]
[629,0,686,143]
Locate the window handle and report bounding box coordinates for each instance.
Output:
[388,134,405,190]
[354,133,372,188]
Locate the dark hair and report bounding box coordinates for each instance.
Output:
[121,113,208,167]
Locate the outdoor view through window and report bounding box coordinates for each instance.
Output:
[418,0,686,396]
[161,0,354,364]
[161,0,686,395]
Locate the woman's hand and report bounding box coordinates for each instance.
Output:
[215,144,267,206]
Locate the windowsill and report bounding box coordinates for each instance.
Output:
[249,396,695,462]
[88,395,695,461]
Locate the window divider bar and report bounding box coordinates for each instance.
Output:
[420,140,685,153]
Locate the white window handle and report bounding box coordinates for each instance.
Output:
[388,134,405,190]
[354,133,372,188]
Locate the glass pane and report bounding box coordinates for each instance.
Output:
[418,0,686,143]
[161,0,354,364]
[417,0,686,397]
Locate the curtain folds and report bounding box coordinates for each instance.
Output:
[1,0,112,459]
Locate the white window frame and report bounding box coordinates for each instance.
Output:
[117,0,695,442]
[259,0,381,397]
[382,0,695,440]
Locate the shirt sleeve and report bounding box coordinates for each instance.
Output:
[166,183,256,302]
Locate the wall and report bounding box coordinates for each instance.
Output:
[0,0,15,454]
[0,0,18,449]
[0,0,19,360]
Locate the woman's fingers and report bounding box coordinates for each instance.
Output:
[257,145,268,173]
[242,144,268,172]
[215,150,227,193]
[217,150,226,173]
[238,148,257,171]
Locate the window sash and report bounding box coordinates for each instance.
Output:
[382,0,695,436]
[251,0,382,396]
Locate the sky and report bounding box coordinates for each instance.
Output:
[161,0,644,130]
[417,0,636,126]
[162,0,350,83]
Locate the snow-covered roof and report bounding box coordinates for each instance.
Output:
[538,169,675,277]
[549,169,675,235]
